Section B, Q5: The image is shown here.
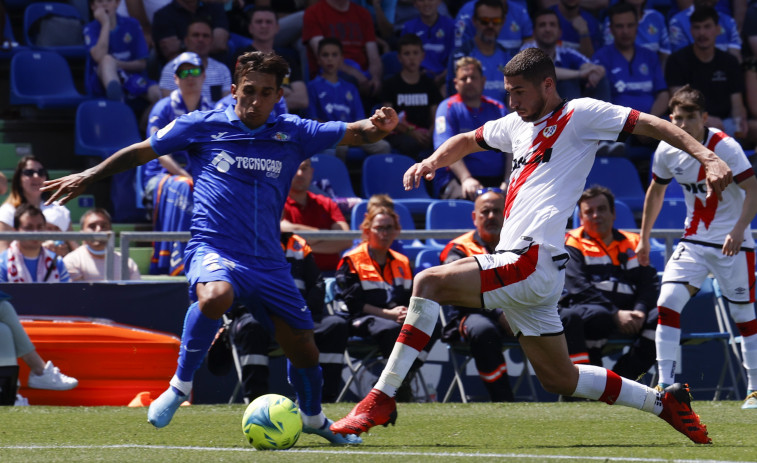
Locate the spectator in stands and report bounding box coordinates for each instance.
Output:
[434,56,509,200]
[214,232,348,403]
[115,0,165,49]
[334,204,438,401]
[281,158,352,272]
[306,38,392,160]
[0,293,78,402]
[151,0,229,63]
[41,208,75,258]
[743,1,757,148]
[666,7,748,140]
[453,0,533,57]
[230,6,308,114]
[159,18,232,106]
[600,0,670,67]
[551,0,602,58]
[0,172,7,196]
[302,0,383,98]
[558,186,659,381]
[523,9,608,101]
[446,0,511,103]
[63,208,141,281]
[0,157,74,253]
[84,0,161,114]
[0,205,70,283]
[401,0,456,90]
[439,189,515,401]
[669,0,741,60]
[380,34,443,159]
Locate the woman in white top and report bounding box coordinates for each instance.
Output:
[0,156,75,252]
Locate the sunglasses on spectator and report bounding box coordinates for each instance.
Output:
[176,67,203,79]
[475,17,504,26]
[21,169,47,177]
[476,187,504,197]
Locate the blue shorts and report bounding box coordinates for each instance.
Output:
[185,243,314,331]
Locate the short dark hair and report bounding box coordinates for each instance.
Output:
[14,203,44,229]
[579,185,615,214]
[607,2,638,23]
[80,208,112,228]
[690,6,719,25]
[317,37,343,54]
[234,51,291,89]
[669,84,707,114]
[504,48,557,85]
[397,33,424,53]
[185,17,213,35]
[474,0,507,18]
[533,8,560,24]
[246,6,278,22]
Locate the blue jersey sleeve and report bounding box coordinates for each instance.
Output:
[149,111,197,156]
[295,117,347,155]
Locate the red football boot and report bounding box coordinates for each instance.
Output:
[658,383,712,444]
[330,389,398,436]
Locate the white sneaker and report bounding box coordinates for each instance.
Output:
[14,393,29,406]
[27,361,78,391]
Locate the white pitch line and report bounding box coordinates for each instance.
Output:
[0,444,747,463]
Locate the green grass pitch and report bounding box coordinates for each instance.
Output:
[1,401,755,462]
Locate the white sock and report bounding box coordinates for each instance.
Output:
[374,297,439,397]
[169,375,192,396]
[301,410,327,428]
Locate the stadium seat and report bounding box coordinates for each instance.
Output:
[350,199,429,262]
[74,99,141,158]
[571,199,636,230]
[10,50,89,108]
[585,157,646,213]
[1,14,28,60]
[66,194,95,225]
[310,153,357,198]
[361,154,435,216]
[414,248,441,273]
[654,198,687,230]
[425,199,475,247]
[23,2,87,59]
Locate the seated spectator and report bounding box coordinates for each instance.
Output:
[453,0,533,57]
[306,38,391,161]
[439,189,515,401]
[550,0,602,58]
[0,205,70,283]
[446,0,512,103]
[380,34,443,159]
[666,7,748,140]
[282,158,353,273]
[742,1,757,149]
[434,57,509,199]
[115,0,170,49]
[558,186,659,380]
[211,232,349,403]
[41,207,75,259]
[522,9,608,102]
[302,0,383,99]
[600,0,670,67]
[401,0,456,90]
[151,0,229,63]
[334,205,439,401]
[84,0,161,122]
[0,157,74,253]
[669,0,741,61]
[230,6,308,114]
[0,293,77,404]
[63,208,141,281]
[159,18,232,106]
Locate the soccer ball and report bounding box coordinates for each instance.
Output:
[242,394,302,450]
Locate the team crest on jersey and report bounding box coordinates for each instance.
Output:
[124,33,132,44]
[346,91,354,102]
[436,28,445,39]
[647,24,658,35]
[273,132,290,141]
[510,22,519,33]
[638,63,649,76]
[542,125,557,138]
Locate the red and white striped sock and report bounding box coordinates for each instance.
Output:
[573,364,662,415]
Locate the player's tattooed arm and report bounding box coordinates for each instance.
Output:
[339,107,399,146]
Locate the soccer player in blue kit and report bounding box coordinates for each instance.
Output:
[41,51,398,444]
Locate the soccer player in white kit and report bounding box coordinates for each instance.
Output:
[332,48,733,444]
[636,85,757,410]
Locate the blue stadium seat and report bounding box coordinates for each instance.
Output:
[585,157,646,213]
[74,99,142,158]
[425,199,474,247]
[350,199,429,261]
[1,15,28,60]
[10,50,88,108]
[654,198,687,230]
[414,248,441,273]
[361,154,435,215]
[310,154,357,198]
[23,2,88,59]
[571,199,636,229]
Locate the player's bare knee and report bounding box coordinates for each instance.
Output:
[413,266,446,300]
[197,282,234,319]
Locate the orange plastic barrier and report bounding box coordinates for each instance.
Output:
[18,316,180,406]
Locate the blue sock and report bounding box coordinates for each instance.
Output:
[176,302,222,383]
[287,360,323,417]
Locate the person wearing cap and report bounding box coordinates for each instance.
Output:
[158,17,232,106]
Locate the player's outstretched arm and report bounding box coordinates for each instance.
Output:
[724,175,757,256]
[636,181,667,267]
[403,130,483,191]
[339,107,398,146]
[632,112,732,199]
[41,139,158,206]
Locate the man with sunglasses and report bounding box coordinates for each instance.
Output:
[438,188,515,401]
[453,0,533,57]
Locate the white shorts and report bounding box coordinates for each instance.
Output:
[474,244,566,337]
[663,240,755,303]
